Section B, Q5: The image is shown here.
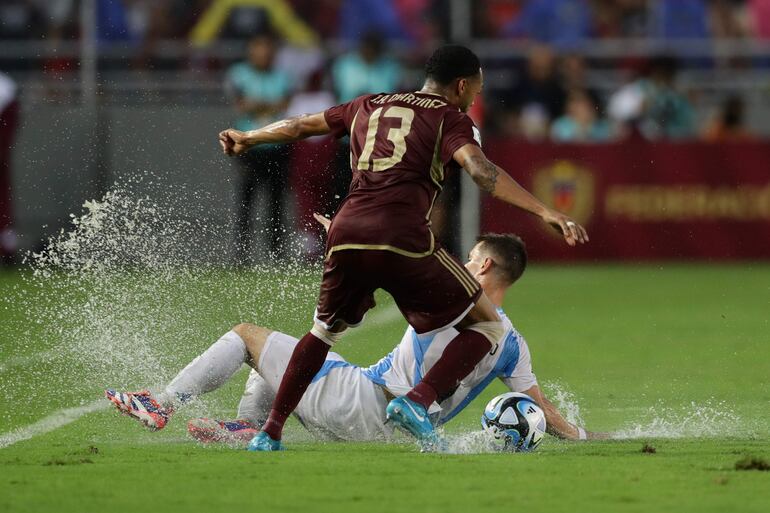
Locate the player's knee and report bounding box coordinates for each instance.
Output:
[233,323,273,362]
[310,321,346,346]
[467,320,506,348]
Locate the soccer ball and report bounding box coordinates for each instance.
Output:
[481,392,547,452]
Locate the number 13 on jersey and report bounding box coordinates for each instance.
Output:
[357,106,414,172]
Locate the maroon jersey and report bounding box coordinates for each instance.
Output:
[323,92,481,257]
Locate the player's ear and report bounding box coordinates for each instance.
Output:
[480,257,494,275]
[456,78,467,96]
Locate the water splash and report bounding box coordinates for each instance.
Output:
[613,400,743,439]
[1,180,320,429]
[443,430,501,454]
[542,381,585,427]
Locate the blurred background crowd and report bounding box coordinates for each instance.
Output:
[2,0,770,140]
[3,0,770,44]
[1,0,770,264]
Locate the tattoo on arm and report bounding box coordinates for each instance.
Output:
[467,155,499,193]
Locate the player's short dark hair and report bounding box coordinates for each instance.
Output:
[425,45,481,85]
[475,233,528,285]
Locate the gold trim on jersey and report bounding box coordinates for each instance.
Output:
[326,233,435,261]
[349,110,360,169]
[425,190,439,221]
[434,248,479,296]
[429,120,445,188]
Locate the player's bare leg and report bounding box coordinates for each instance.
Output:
[249,321,347,451]
[106,323,268,432]
[234,323,272,363]
[187,324,273,443]
[411,292,503,405]
[386,293,503,449]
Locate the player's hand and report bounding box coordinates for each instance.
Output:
[312,212,331,233]
[218,129,251,156]
[541,210,589,246]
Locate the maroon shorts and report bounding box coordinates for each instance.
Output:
[314,245,482,334]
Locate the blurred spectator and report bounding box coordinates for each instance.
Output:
[0,72,19,264]
[592,0,648,38]
[550,89,612,142]
[97,0,133,42]
[276,45,325,92]
[164,0,213,38]
[475,0,523,37]
[749,0,770,39]
[702,94,755,141]
[31,0,77,39]
[710,0,750,39]
[288,0,341,39]
[285,71,335,121]
[94,1,182,68]
[392,0,445,43]
[190,0,317,47]
[608,56,696,140]
[0,1,44,39]
[32,1,79,88]
[651,0,710,39]
[559,53,602,112]
[337,0,409,42]
[225,32,293,264]
[284,70,341,259]
[497,45,566,139]
[332,31,402,102]
[504,0,592,47]
[643,56,696,139]
[508,46,566,119]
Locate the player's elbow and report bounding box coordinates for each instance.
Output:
[469,169,491,190]
[285,116,305,139]
[466,158,500,195]
[294,114,327,139]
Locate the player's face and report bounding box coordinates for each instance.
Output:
[464,243,486,279]
[458,69,483,112]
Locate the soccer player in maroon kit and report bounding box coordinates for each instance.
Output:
[219,46,588,451]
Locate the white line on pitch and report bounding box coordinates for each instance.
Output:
[0,399,108,449]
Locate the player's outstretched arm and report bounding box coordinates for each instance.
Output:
[218,112,331,156]
[520,384,608,441]
[453,144,589,247]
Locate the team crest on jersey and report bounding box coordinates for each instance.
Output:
[472,126,482,146]
[532,161,594,226]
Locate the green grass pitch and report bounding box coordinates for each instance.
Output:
[1,264,768,512]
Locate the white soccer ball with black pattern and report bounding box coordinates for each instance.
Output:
[481,392,547,452]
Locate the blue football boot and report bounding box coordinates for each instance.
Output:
[246,431,285,452]
[386,396,445,452]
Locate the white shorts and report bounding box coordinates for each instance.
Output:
[257,331,394,441]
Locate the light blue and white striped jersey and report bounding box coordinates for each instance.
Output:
[361,308,537,425]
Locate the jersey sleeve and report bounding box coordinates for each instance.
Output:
[440,109,481,165]
[500,334,538,392]
[323,94,371,139]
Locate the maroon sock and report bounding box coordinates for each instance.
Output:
[261,332,330,440]
[406,329,491,409]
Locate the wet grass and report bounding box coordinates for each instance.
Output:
[1,264,769,512]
